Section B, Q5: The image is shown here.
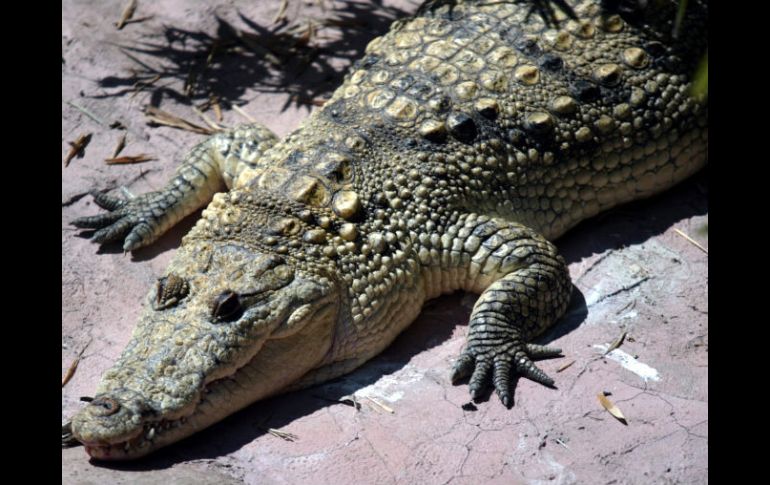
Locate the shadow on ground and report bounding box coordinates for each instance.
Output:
[94,0,409,111]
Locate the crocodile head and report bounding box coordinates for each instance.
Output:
[70,238,339,459]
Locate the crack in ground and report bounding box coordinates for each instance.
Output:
[653,393,708,440]
[589,276,651,308]
[62,191,91,207]
[360,431,397,484]
[574,251,615,284]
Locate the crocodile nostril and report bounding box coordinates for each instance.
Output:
[154,273,190,310]
[89,396,120,416]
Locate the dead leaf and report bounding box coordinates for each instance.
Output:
[605,330,627,355]
[339,394,361,411]
[64,133,92,167]
[556,360,575,372]
[62,339,92,387]
[597,393,627,424]
[105,154,155,165]
[289,94,327,107]
[116,0,137,30]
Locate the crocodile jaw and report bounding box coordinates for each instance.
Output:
[73,297,338,460]
[70,238,340,460]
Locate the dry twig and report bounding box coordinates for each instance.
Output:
[144,106,214,135]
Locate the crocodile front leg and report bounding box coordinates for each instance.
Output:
[450,217,572,407]
[71,123,278,251]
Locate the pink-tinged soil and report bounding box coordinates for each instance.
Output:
[62,1,708,483]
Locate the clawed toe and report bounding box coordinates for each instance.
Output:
[451,353,474,383]
[452,340,560,405]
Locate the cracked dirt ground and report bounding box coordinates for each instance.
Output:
[62,1,708,483]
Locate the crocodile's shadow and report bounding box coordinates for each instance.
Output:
[90,167,707,469]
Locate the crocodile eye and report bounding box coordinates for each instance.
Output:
[211,290,242,322]
[89,396,120,416]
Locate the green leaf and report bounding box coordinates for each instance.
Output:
[691,51,708,100]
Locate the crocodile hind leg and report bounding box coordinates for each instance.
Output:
[450,217,572,407]
[71,123,278,251]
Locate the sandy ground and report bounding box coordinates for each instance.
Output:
[62,1,708,483]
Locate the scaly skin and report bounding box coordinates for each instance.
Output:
[68,0,707,460]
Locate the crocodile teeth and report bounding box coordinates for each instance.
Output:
[146,427,156,440]
[124,442,131,452]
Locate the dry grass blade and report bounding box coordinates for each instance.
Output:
[121,15,153,27]
[674,228,708,254]
[237,31,283,66]
[62,339,92,388]
[266,428,298,441]
[604,330,627,355]
[130,74,161,97]
[211,96,223,122]
[119,48,159,74]
[295,20,316,47]
[366,396,394,414]
[112,133,127,158]
[66,101,109,126]
[597,393,627,424]
[64,133,93,167]
[116,0,137,30]
[554,437,570,450]
[556,360,575,373]
[616,299,635,315]
[192,106,225,132]
[105,154,155,165]
[145,106,214,135]
[232,105,257,122]
[273,0,289,23]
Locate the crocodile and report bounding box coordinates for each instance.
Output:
[67,0,707,460]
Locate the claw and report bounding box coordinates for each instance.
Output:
[469,359,492,399]
[91,191,127,211]
[451,353,474,383]
[493,358,512,408]
[124,222,153,251]
[525,343,562,359]
[514,354,556,388]
[71,212,122,229]
[92,218,133,244]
